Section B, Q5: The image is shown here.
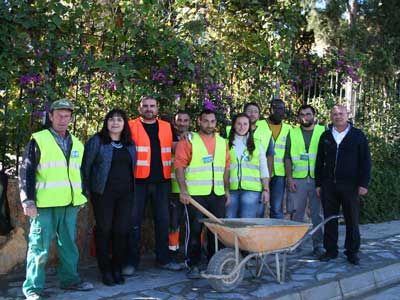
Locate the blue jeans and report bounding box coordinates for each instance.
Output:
[269,176,286,219]
[226,190,261,218]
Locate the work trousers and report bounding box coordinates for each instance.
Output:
[127,181,170,267]
[186,192,226,267]
[92,188,134,274]
[168,193,185,252]
[267,175,286,219]
[287,177,323,249]
[321,181,360,256]
[23,206,81,297]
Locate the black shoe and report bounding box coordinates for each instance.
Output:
[319,252,338,262]
[347,254,360,265]
[102,272,116,286]
[113,271,125,285]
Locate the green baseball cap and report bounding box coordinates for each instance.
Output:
[50,99,74,111]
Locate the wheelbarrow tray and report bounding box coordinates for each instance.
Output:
[202,218,311,253]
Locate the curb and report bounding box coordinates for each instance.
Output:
[268,262,400,300]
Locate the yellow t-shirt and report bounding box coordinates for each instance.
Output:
[268,121,282,141]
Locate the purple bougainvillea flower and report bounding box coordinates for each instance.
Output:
[203,100,217,111]
[109,81,117,91]
[83,84,91,94]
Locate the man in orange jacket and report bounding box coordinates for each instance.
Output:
[125,96,182,275]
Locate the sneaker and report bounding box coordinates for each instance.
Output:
[347,253,360,265]
[121,265,135,276]
[61,281,94,291]
[26,293,41,300]
[319,252,338,262]
[159,262,185,271]
[102,272,115,286]
[187,266,201,279]
[313,247,325,258]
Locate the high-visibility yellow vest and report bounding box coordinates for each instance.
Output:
[229,141,262,192]
[33,129,87,208]
[270,122,291,176]
[290,125,326,178]
[226,120,272,150]
[171,153,180,193]
[185,132,226,196]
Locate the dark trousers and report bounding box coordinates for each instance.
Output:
[127,181,170,267]
[92,188,134,273]
[321,181,360,256]
[187,192,226,267]
[169,193,185,233]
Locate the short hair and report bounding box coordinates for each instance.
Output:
[198,109,216,119]
[174,110,190,119]
[270,98,285,107]
[243,102,261,113]
[140,96,158,104]
[297,104,316,115]
[99,109,133,145]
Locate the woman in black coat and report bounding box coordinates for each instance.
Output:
[82,109,136,286]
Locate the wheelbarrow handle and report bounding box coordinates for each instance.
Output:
[307,215,343,237]
[188,197,224,225]
[289,215,343,252]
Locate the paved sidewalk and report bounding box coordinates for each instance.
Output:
[1,221,400,300]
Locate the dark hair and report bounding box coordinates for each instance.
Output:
[297,104,316,115]
[174,110,190,119]
[198,109,216,119]
[243,102,261,113]
[228,113,255,156]
[98,109,133,145]
[270,98,285,107]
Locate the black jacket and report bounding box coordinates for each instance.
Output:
[315,123,371,188]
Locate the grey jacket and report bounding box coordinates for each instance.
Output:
[81,134,136,195]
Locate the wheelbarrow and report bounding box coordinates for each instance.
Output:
[199,216,341,292]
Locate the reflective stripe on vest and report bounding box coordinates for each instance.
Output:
[33,129,87,208]
[290,125,326,179]
[129,118,173,179]
[185,132,226,196]
[270,122,291,176]
[229,142,262,192]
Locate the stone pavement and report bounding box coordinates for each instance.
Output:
[1,221,400,300]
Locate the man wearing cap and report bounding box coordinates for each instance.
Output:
[19,99,93,300]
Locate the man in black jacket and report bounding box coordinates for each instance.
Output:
[315,105,371,265]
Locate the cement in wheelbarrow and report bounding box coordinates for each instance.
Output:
[203,218,311,253]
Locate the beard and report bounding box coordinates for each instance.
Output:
[301,121,314,128]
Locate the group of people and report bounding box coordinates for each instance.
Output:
[18,96,371,300]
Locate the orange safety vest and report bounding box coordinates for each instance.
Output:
[129,118,172,179]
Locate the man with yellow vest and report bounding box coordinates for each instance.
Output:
[168,111,191,263]
[284,104,326,257]
[127,96,181,275]
[267,99,292,219]
[19,99,93,300]
[175,109,230,279]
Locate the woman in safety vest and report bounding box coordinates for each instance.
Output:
[226,113,270,218]
[82,109,136,286]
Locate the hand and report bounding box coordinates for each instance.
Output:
[316,187,321,198]
[287,178,297,192]
[179,192,191,205]
[225,192,231,207]
[23,205,38,218]
[358,186,368,196]
[261,190,270,203]
[179,132,192,141]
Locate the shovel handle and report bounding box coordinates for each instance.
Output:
[188,197,224,224]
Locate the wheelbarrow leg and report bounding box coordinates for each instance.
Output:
[281,252,287,283]
[275,253,281,282]
[214,231,219,252]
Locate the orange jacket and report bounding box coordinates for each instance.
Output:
[129,118,172,179]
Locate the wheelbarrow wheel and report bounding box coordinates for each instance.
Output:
[207,248,244,292]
